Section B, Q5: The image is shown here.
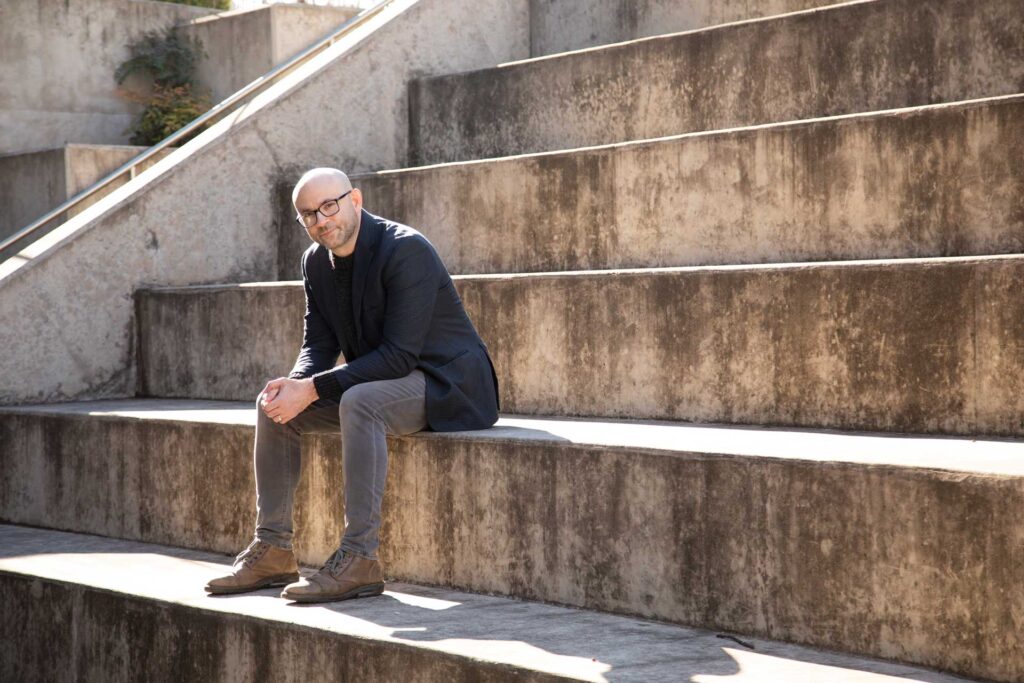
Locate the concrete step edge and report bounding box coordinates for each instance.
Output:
[3,398,1022,478]
[436,0,881,78]
[137,251,1024,294]
[385,92,1024,175]
[0,522,978,683]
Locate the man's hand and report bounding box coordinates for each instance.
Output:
[260,377,318,424]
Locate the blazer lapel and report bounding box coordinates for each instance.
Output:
[350,209,381,351]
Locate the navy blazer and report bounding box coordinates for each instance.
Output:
[288,209,500,432]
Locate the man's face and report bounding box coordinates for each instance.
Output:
[294,177,362,256]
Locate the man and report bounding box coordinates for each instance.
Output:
[205,168,500,602]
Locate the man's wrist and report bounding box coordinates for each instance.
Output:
[301,377,319,403]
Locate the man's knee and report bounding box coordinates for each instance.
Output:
[338,383,377,423]
[255,394,280,427]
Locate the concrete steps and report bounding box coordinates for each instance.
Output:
[277,95,1024,278]
[410,0,1024,164]
[137,254,1024,436]
[529,0,852,56]
[0,523,979,682]
[1,400,1020,680]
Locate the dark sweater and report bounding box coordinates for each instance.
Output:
[310,252,358,401]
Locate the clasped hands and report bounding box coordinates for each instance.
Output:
[259,377,319,425]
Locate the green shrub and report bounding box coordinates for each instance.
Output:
[128,85,211,146]
[116,28,211,145]
[115,27,203,89]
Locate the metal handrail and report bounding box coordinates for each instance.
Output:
[0,0,393,263]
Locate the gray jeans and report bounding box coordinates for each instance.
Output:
[253,370,427,559]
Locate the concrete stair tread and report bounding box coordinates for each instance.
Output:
[0,523,977,682]
[284,94,1024,277]
[409,0,1024,163]
[5,398,1022,477]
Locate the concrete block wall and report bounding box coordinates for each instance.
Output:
[0,144,174,244]
[0,0,217,156]
[180,4,361,104]
[0,0,360,156]
[528,0,841,55]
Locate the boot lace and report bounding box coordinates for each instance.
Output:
[322,548,354,576]
[234,538,269,568]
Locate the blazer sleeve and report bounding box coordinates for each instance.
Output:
[288,251,341,379]
[311,236,439,397]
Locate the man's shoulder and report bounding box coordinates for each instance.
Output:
[373,213,440,261]
[375,214,428,246]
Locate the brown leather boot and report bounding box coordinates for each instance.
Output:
[281,548,384,603]
[205,538,300,595]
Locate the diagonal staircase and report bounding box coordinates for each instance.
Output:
[2,0,1023,680]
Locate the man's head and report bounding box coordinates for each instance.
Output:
[293,167,363,257]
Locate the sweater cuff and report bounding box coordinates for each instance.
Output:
[312,369,344,401]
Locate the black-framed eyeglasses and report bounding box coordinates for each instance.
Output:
[295,190,353,229]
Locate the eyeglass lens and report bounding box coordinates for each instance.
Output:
[299,199,340,228]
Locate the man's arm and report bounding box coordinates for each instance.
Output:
[310,236,440,400]
[288,252,341,379]
[261,252,338,423]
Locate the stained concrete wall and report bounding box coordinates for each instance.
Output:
[0,144,173,244]
[281,95,1024,278]
[0,1,360,155]
[180,4,360,104]
[411,0,1024,164]
[0,0,530,406]
[528,0,843,56]
[136,254,1024,437]
[2,407,1021,681]
[0,0,217,156]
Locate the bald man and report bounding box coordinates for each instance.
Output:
[205,168,500,602]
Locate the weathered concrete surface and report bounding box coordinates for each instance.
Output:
[138,255,1024,436]
[0,0,217,155]
[180,4,360,104]
[279,95,1024,278]
[529,0,841,56]
[0,525,980,683]
[136,283,305,399]
[0,405,1019,680]
[411,0,1024,164]
[0,0,530,406]
[0,144,173,244]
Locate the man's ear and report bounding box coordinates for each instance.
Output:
[351,187,363,212]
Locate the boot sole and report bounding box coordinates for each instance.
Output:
[282,581,385,603]
[204,572,300,595]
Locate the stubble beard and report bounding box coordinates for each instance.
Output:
[319,219,355,253]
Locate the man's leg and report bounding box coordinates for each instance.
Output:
[206,396,341,594]
[254,396,341,549]
[280,370,427,603]
[337,369,427,559]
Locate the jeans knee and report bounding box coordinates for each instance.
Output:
[339,383,376,423]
